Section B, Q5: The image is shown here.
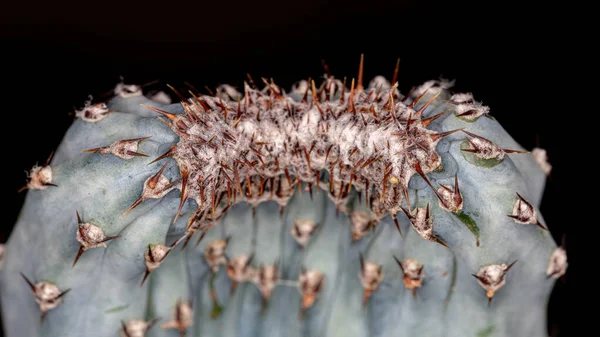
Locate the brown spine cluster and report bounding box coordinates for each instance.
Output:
[137,70,463,243]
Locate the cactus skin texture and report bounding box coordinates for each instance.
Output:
[1,57,565,337]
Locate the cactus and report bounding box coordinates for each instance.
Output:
[1,56,566,337]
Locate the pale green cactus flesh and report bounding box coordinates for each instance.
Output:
[1,58,566,337]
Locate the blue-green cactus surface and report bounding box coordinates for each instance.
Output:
[1,65,565,337]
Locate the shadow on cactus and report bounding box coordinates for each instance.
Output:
[1,56,566,337]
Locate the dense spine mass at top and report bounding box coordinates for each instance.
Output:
[140,73,463,243]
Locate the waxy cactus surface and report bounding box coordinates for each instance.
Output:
[1,57,565,337]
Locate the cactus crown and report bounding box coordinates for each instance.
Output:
[1,55,565,337]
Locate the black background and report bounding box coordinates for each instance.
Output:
[2,1,572,336]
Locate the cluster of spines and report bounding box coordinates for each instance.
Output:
[15,56,567,336]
